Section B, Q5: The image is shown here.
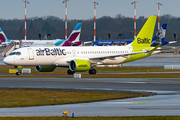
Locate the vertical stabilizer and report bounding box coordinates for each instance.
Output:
[0,28,7,43]
[130,16,157,48]
[152,23,167,42]
[67,23,82,42]
[55,23,82,46]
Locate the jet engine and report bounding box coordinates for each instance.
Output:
[35,66,56,72]
[69,59,90,72]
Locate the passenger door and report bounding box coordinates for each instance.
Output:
[72,50,76,57]
[129,47,134,58]
[27,48,34,60]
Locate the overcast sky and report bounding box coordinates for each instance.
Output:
[1,0,179,20]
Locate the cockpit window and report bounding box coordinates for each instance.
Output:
[9,52,16,55]
[9,52,21,56]
[16,52,21,55]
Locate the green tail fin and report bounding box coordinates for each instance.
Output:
[131,15,157,47]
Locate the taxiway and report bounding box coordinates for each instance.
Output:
[0,78,180,116]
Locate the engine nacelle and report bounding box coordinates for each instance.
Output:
[69,59,90,72]
[35,66,56,72]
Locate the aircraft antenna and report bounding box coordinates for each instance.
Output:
[23,0,30,40]
[157,3,162,31]
[63,0,69,39]
[93,2,98,42]
[131,1,137,39]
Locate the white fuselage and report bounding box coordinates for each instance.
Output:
[3,46,132,67]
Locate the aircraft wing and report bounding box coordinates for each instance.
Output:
[169,41,177,44]
[68,42,77,45]
[157,47,175,51]
[84,41,93,44]
[89,51,148,60]
[89,44,162,60]
[83,41,93,46]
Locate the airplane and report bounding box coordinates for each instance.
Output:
[0,28,11,47]
[3,15,160,75]
[91,24,176,47]
[0,23,82,47]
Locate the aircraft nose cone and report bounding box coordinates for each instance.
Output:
[3,57,14,65]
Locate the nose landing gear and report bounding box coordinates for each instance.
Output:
[14,66,22,75]
[16,71,21,75]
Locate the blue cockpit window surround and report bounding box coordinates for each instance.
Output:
[9,52,21,56]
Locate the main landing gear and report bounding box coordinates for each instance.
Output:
[89,68,96,74]
[67,68,97,75]
[67,69,75,75]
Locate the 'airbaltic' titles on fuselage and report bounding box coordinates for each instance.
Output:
[36,48,66,56]
[137,38,150,44]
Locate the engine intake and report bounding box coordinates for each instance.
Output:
[35,66,56,72]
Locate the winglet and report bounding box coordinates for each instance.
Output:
[150,43,162,52]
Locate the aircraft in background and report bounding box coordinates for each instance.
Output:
[4,16,160,75]
[91,24,176,47]
[0,28,11,47]
[0,23,82,47]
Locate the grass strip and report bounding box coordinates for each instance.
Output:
[1,73,180,78]
[82,73,180,78]
[0,89,142,108]
[2,65,180,78]
[1,65,180,75]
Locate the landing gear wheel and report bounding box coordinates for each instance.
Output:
[89,68,96,74]
[67,69,75,75]
[16,72,21,75]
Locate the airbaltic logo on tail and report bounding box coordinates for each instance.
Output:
[36,48,66,56]
[137,38,150,44]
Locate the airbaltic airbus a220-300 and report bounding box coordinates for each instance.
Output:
[4,16,160,75]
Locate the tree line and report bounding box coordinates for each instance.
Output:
[0,14,179,45]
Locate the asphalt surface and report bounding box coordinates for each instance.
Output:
[0,78,180,116]
[1,94,180,117]
[0,78,180,94]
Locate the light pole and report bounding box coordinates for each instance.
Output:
[23,0,30,40]
[63,0,68,39]
[131,1,137,39]
[93,2,98,42]
[157,3,162,31]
